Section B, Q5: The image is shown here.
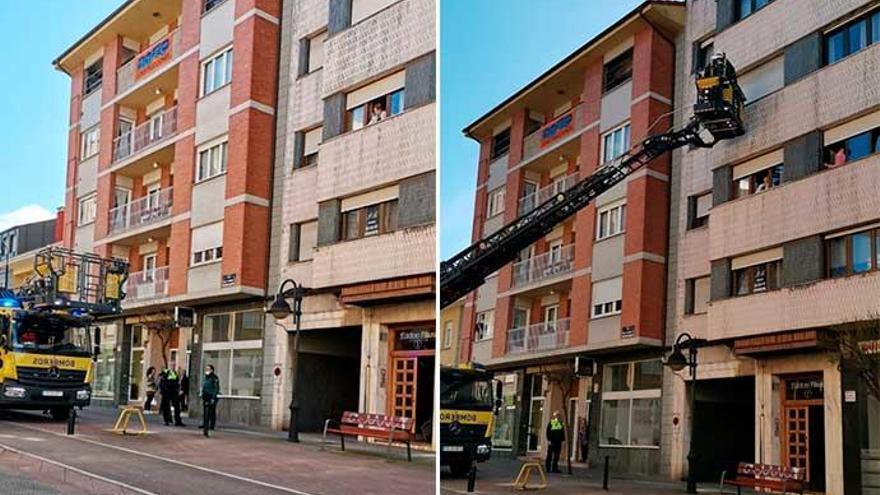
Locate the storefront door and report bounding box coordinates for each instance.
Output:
[389,325,435,442]
[781,374,825,492]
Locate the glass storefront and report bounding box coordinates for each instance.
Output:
[492,372,518,449]
[202,310,264,398]
[93,325,117,399]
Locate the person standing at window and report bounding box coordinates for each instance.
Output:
[368,101,387,125]
[545,410,566,474]
[199,364,220,437]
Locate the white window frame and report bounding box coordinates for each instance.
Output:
[487,188,505,218]
[201,47,233,96]
[443,321,453,349]
[599,359,662,449]
[192,246,223,266]
[597,202,626,240]
[78,194,97,226]
[601,123,631,165]
[475,310,494,341]
[305,30,327,73]
[202,310,264,399]
[196,139,229,182]
[80,126,100,160]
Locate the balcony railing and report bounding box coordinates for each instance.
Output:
[125,266,169,303]
[507,318,571,354]
[113,107,178,163]
[518,172,580,215]
[512,245,575,288]
[108,187,173,235]
[521,104,586,164]
[116,30,180,95]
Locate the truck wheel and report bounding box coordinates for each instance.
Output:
[449,461,471,478]
[50,407,70,421]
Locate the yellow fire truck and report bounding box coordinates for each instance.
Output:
[0,248,127,420]
[440,363,501,476]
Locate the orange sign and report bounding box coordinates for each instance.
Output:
[135,35,173,81]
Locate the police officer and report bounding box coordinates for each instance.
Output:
[159,367,186,427]
[545,410,565,473]
[199,364,220,437]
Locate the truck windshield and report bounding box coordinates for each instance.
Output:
[12,315,91,356]
[441,372,493,410]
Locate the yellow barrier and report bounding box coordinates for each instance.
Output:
[111,406,148,436]
[512,460,548,490]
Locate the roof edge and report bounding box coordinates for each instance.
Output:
[52,0,137,74]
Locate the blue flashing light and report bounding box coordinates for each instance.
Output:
[0,298,20,308]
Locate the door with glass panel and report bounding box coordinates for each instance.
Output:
[129,325,146,401]
[527,375,545,453]
[511,307,529,352]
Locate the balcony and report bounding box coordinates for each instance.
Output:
[512,245,575,288]
[518,173,580,215]
[125,266,169,303]
[507,318,571,354]
[113,107,178,164]
[521,104,586,165]
[116,30,181,95]
[109,187,173,236]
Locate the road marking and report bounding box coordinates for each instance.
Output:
[0,441,159,495]
[2,420,319,495]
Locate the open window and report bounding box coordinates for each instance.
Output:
[732,149,784,198]
[345,72,405,131]
[731,248,782,296]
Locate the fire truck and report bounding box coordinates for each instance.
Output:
[0,247,128,420]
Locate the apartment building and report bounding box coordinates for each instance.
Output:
[458,1,683,476]
[264,0,436,441]
[0,216,60,290]
[440,297,464,366]
[665,0,880,492]
[53,0,280,423]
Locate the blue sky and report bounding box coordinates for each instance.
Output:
[0,0,120,230]
[439,0,644,259]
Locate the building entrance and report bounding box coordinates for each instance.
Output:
[781,374,825,492]
[691,376,755,482]
[390,324,435,442]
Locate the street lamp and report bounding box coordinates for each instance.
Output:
[664,332,707,494]
[268,278,308,442]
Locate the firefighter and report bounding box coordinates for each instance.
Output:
[545,410,565,474]
[159,366,185,427]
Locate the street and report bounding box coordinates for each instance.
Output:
[0,408,435,495]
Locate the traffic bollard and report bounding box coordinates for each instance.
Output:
[466,463,476,492]
[603,455,610,490]
[66,407,76,435]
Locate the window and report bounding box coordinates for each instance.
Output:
[191,222,223,266]
[202,48,233,95]
[487,188,505,218]
[93,326,117,398]
[825,126,880,169]
[475,311,494,341]
[77,195,97,226]
[827,228,880,278]
[304,31,327,73]
[738,56,784,103]
[491,128,511,159]
[443,321,453,349]
[597,203,626,240]
[80,126,100,160]
[736,0,774,21]
[288,221,317,262]
[694,39,714,73]
[203,310,263,398]
[601,123,631,164]
[592,277,623,318]
[733,259,782,295]
[688,193,711,229]
[342,200,398,241]
[197,140,228,182]
[734,163,783,198]
[193,246,223,265]
[298,127,322,169]
[603,49,633,93]
[685,276,710,315]
[825,11,879,65]
[600,360,661,448]
[84,59,103,96]
[345,73,406,131]
[203,0,226,13]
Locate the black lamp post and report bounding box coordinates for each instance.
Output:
[268,279,308,442]
[664,332,707,494]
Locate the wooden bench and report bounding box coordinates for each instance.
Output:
[720,462,805,494]
[323,411,415,461]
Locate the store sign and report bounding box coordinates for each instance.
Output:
[396,327,435,351]
[733,330,818,354]
[859,339,880,355]
[136,35,173,81]
[221,273,237,288]
[540,112,575,148]
[785,377,824,401]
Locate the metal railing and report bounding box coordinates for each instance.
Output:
[112,106,178,163]
[521,104,586,164]
[512,245,575,288]
[116,30,180,94]
[108,187,173,235]
[518,173,580,216]
[124,266,169,303]
[507,318,571,354]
